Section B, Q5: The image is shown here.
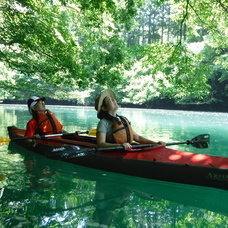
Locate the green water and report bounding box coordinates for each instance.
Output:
[1,104,228,227]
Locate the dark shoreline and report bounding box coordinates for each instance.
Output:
[2,99,228,113]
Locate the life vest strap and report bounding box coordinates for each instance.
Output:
[113,126,125,134]
[120,116,131,143]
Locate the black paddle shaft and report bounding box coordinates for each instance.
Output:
[50,134,210,159]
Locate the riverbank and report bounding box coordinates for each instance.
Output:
[2,98,228,113]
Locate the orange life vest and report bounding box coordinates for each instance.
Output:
[112,116,134,144]
[35,110,63,135]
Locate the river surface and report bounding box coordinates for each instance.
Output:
[1,104,228,227]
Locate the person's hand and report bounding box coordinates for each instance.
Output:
[34,134,41,139]
[75,131,81,136]
[157,141,166,146]
[122,143,132,151]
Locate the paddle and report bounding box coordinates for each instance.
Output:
[0,129,97,146]
[167,134,210,149]
[96,134,210,150]
[51,134,210,159]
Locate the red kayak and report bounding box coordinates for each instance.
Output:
[7,126,228,190]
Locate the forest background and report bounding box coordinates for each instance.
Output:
[1,0,228,112]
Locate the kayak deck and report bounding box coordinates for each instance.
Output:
[7,126,228,190]
[8,126,228,168]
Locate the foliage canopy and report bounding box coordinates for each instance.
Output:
[1,0,228,108]
[0,0,142,89]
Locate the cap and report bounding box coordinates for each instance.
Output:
[95,89,116,112]
[27,96,45,114]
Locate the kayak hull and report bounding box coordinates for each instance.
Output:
[7,126,228,190]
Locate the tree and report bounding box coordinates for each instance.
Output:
[122,0,228,106]
[1,0,228,109]
[0,0,143,91]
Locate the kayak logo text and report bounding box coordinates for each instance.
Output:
[52,147,66,152]
[206,172,228,181]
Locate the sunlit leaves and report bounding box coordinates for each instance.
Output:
[0,0,141,90]
[1,0,228,107]
[134,41,211,100]
[121,0,228,105]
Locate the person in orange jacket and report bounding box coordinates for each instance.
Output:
[24,96,67,138]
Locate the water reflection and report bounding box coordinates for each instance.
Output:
[1,143,228,227]
[91,181,131,226]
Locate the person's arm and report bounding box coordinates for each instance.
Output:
[133,131,165,145]
[24,119,37,137]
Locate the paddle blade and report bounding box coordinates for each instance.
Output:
[0,137,11,146]
[190,134,210,148]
